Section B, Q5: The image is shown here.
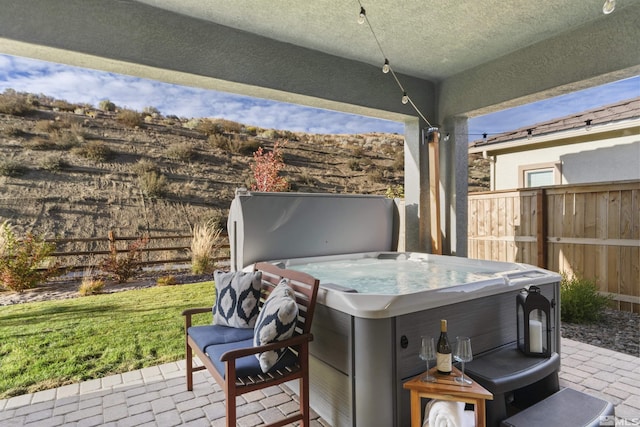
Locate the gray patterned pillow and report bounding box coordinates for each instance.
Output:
[253,279,299,372]
[213,270,262,328]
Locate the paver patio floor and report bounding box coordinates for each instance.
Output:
[1,338,638,426]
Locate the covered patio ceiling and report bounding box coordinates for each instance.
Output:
[134,0,634,83]
[0,0,638,255]
[0,0,638,121]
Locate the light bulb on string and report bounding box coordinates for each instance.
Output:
[585,120,593,131]
[602,0,616,14]
[482,133,488,143]
[382,59,390,74]
[354,2,434,130]
[358,7,366,24]
[527,129,533,139]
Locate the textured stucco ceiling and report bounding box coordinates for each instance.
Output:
[134,0,631,81]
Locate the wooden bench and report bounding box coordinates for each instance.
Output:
[182,262,320,427]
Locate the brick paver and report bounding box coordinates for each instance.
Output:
[1,340,638,426]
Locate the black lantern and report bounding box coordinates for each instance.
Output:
[516,286,551,357]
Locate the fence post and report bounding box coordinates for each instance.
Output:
[536,189,547,269]
[108,230,116,254]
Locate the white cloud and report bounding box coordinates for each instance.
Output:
[3,54,635,137]
[0,54,403,134]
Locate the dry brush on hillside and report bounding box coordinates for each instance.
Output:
[0,90,410,241]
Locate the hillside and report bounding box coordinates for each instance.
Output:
[0,90,488,240]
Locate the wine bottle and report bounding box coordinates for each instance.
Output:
[436,319,452,375]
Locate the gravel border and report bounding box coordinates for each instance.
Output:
[561,308,639,357]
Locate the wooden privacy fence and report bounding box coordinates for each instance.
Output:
[45,231,230,273]
[468,180,639,313]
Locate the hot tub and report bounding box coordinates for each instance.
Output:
[228,191,561,427]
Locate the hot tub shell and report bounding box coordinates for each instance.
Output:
[228,192,561,427]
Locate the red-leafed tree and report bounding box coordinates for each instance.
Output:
[251,140,289,192]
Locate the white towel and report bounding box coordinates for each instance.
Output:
[422,400,475,427]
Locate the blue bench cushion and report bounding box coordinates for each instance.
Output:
[205,338,299,378]
[188,325,254,350]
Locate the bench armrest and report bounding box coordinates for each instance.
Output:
[220,333,313,361]
[182,307,212,329]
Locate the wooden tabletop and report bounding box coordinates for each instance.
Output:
[403,366,493,400]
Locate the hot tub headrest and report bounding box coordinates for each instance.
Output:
[228,192,396,270]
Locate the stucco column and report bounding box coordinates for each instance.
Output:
[403,117,430,252]
[442,116,468,256]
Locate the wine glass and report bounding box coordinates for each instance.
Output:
[419,336,436,382]
[454,336,473,385]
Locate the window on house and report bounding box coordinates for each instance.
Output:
[526,169,554,187]
[518,162,561,188]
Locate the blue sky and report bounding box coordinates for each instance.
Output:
[0,54,638,138]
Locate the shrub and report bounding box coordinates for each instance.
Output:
[560,273,612,323]
[116,109,142,128]
[50,130,82,149]
[72,141,112,162]
[142,106,160,116]
[40,155,69,171]
[78,269,104,296]
[156,275,177,286]
[132,159,159,176]
[0,221,61,292]
[195,119,221,136]
[100,234,149,283]
[33,120,58,134]
[51,99,77,112]
[191,222,223,274]
[0,161,26,177]
[237,138,261,156]
[166,142,194,162]
[0,89,34,116]
[98,99,116,112]
[138,171,168,198]
[250,141,289,192]
[348,159,362,171]
[24,137,58,151]
[208,133,229,150]
[352,146,365,157]
[213,118,242,134]
[367,168,385,183]
[385,185,405,199]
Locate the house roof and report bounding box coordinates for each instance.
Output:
[469,97,640,151]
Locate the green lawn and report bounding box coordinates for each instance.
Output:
[0,282,214,399]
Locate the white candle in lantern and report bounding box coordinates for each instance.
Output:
[529,319,543,353]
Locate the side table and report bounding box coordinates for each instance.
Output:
[403,366,493,427]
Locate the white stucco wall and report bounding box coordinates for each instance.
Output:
[494,134,640,190]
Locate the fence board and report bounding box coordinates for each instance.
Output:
[469,180,640,313]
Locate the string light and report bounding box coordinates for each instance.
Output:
[382,59,390,74]
[585,119,593,131]
[358,7,367,24]
[602,0,616,14]
[527,129,533,139]
[355,1,433,128]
